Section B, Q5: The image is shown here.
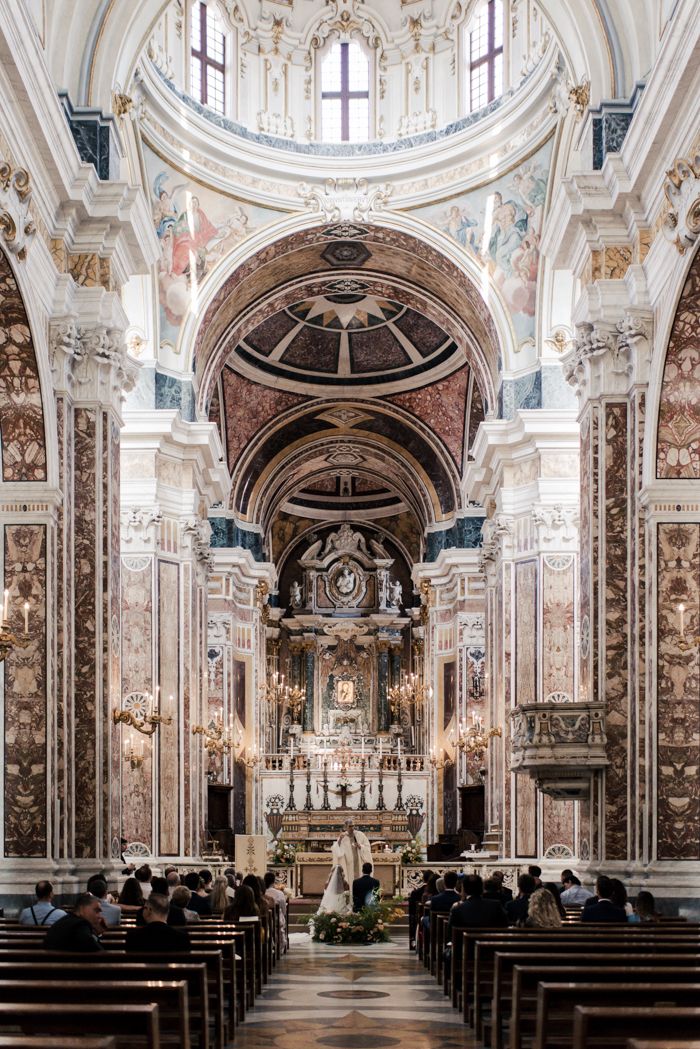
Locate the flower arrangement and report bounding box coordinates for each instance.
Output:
[269,840,297,865]
[398,838,423,865]
[306,899,404,945]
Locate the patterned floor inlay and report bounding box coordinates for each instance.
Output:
[232,936,480,1048]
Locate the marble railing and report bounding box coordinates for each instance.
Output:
[510,700,609,800]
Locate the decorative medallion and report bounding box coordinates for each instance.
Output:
[326,559,366,607]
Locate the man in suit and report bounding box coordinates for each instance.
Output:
[580,875,627,923]
[490,870,514,904]
[125,893,191,952]
[422,870,462,949]
[352,862,380,912]
[44,893,105,952]
[408,869,433,950]
[505,873,537,925]
[449,874,507,934]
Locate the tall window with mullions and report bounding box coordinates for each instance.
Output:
[468,0,504,112]
[190,1,226,114]
[321,40,370,142]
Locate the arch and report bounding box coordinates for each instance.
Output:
[274,517,418,584]
[0,250,47,483]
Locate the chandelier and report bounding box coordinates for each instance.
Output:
[259,672,305,723]
[389,673,432,722]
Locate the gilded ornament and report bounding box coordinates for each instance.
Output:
[567,80,590,119]
[112,92,134,118]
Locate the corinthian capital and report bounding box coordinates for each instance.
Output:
[50,320,138,406]
[563,318,643,401]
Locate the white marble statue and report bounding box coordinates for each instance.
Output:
[389,579,402,608]
[290,580,303,608]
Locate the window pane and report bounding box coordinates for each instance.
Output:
[322,43,342,92]
[207,66,225,113]
[347,41,369,91]
[470,7,488,60]
[494,0,504,48]
[206,7,225,63]
[190,55,202,101]
[347,97,369,142]
[493,53,503,98]
[191,1,201,51]
[322,98,342,141]
[471,64,487,110]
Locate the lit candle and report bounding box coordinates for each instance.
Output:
[290,738,294,760]
[679,603,686,637]
[411,726,415,747]
[361,736,365,758]
[2,589,8,622]
[379,737,383,760]
[397,738,402,760]
[23,601,29,634]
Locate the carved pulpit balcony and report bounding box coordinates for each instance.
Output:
[510,701,608,800]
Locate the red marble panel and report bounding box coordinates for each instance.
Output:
[3,524,47,856]
[502,565,512,856]
[183,566,192,853]
[467,379,485,452]
[109,418,121,859]
[74,408,98,856]
[0,251,46,481]
[603,403,629,859]
[120,558,153,847]
[387,366,469,467]
[542,794,575,854]
[656,251,700,478]
[657,522,700,859]
[158,559,180,855]
[207,645,225,781]
[579,412,591,702]
[515,559,538,857]
[55,397,70,858]
[220,365,306,468]
[542,555,575,700]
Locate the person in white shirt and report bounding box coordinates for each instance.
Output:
[88,879,122,926]
[560,874,594,905]
[264,871,287,947]
[135,864,153,900]
[18,880,67,927]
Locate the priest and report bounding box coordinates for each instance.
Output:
[332,819,373,883]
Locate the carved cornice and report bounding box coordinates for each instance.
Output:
[297,177,392,222]
[0,161,35,260]
[663,153,700,254]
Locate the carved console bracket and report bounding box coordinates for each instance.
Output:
[663,153,700,254]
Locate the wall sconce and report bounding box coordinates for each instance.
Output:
[429,747,451,771]
[124,735,144,771]
[113,690,173,737]
[241,745,262,769]
[192,712,234,756]
[0,591,31,663]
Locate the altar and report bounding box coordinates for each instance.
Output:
[295,852,400,896]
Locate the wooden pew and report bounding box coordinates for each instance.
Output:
[573,1006,700,1049]
[535,981,700,1049]
[0,962,209,1049]
[0,1003,161,1049]
[628,1042,700,1049]
[494,957,700,1049]
[0,1040,116,1048]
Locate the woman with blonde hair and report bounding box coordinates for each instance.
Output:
[525,887,563,928]
[210,875,229,915]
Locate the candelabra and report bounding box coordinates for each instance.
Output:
[376,758,386,810]
[192,715,234,756]
[0,589,31,663]
[124,736,144,770]
[113,692,173,737]
[303,758,314,811]
[394,757,405,812]
[320,759,331,810]
[241,746,262,769]
[389,673,433,725]
[429,747,451,771]
[260,672,305,723]
[451,715,502,759]
[287,755,297,811]
[357,758,368,810]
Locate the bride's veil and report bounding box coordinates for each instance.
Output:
[318,864,350,914]
[327,866,345,895]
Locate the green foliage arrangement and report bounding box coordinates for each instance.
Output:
[307,899,405,945]
[269,840,297,865]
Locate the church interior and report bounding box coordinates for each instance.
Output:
[0,0,699,1044]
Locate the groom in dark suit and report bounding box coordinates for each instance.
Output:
[352,862,380,912]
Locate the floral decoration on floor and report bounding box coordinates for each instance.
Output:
[307,900,405,945]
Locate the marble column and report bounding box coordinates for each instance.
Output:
[303,640,315,732]
[563,310,652,864]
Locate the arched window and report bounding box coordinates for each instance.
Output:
[320,39,370,142]
[190,1,226,114]
[467,0,504,111]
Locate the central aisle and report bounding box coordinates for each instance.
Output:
[234,935,479,1049]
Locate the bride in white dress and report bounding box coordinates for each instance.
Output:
[318,865,352,915]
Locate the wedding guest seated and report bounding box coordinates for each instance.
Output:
[580,875,627,923]
[505,873,537,925]
[224,885,259,923]
[526,887,563,927]
[560,873,594,905]
[118,876,145,913]
[125,893,191,953]
[631,890,660,923]
[170,886,201,923]
[88,879,122,926]
[528,864,543,888]
[353,862,380,912]
[18,880,68,927]
[610,877,634,917]
[166,871,180,895]
[264,871,288,941]
[483,877,507,904]
[543,881,567,918]
[44,893,105,952]
[198,869,214,894]
[449,874,507,932]
[422,870,463,948]
[210,876,230,916]
[135,864,153,899]
[243,874,270,923]
[183,872,212,916]
[491,870,513,903]
[408,870,433,950]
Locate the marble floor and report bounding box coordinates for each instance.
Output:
[233,934,479,1049]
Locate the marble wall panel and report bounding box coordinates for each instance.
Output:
[603,403,629,860]
[542,794,575,854]
[183,566,192,852]
[515,559,537,856]
[234,659,246,728]
[207,645,225,781]
[109,419,121,859]
[0,252,46,481]
[657,522,700,859]
[387,366,470,468]
[591,409,600,703]
[158,560,180,855]
[3,525,47,856]
[656,252,700,478]
[73,408,98,856]
[443,661,456,729]
[55,397,71,858]
[542,554,575,700]
[120,558,153,847]
[501,565,512,854]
